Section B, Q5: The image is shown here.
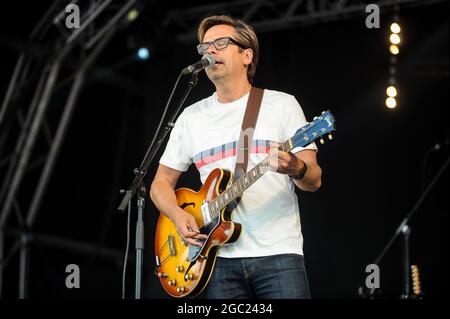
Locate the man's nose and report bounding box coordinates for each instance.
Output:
[204,50,218,64]
[205,44,217,55]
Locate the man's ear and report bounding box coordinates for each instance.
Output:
[243,48,253,67]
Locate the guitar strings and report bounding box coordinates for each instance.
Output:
[207,141,291,214]
[157,239,173,266]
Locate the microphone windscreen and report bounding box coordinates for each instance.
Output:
[203,53,216,67]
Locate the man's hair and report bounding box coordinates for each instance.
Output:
[197,15,259,83]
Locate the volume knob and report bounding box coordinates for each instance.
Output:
[168,279,176,286]
[176,266,184,272]
[177,286,186,293]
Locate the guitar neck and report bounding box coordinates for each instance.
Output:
[204,110,335,224]
[208,139,294,218]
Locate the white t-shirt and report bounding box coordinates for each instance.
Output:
[159,89,317,258]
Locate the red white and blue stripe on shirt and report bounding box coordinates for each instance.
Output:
[192,139,273,169]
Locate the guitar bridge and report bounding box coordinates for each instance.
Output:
[168,234,176,256]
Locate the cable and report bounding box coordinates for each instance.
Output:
[119,70,188,298]
[121,199,131,299]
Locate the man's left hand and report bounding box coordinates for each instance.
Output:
[267,142,305,176]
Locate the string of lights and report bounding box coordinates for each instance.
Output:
[386,14,402,109]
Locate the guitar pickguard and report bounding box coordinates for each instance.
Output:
[187,214,221,262]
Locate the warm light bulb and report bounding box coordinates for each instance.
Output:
[390,33,401,45]
[390,23,401,34]
[386,86,397,97]
[386,97,397,109]
[389,44,400,55]
[127,9,139,21]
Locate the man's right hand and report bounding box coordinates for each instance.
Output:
[172,208,208,247]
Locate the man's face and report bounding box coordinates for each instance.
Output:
[201,24,252,83]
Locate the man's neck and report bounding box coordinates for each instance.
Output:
[215,77,252,103]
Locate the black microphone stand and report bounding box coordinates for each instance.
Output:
[359,157,448,298]
[118,71,199,299]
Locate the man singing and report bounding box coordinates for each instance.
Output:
[151,15,321,298]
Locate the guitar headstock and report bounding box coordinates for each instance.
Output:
[290,110,336,149]
[411,265,423,297]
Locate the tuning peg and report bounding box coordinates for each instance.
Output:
[320,138,325,144]
[328,134,333,140]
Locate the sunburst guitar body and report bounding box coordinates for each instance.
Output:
[154,168,241,298]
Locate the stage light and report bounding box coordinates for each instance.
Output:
[136,47,150,60]
[390,33,401,45]
[386,85,397,97]
[127,9,139,22]
[386,97,397,109]
[390,23,401,34]
[385,17,401,110]
[389,44,400,55]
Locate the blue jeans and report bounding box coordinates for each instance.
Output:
[202,253,311,299]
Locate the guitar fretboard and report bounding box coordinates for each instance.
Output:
[207,139,293,220]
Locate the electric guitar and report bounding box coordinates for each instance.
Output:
[154,111,335,298]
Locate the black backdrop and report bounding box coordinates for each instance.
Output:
[0,1,448,299]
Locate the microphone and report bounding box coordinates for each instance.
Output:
[181,54,216,75]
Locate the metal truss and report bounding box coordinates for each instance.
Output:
[0,0,141,298]
[161,0,448,43]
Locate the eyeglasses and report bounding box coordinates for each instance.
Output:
[197,37,247,55]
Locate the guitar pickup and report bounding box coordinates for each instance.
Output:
[201,201,212,225]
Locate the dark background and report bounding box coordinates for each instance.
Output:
[0,0,448,299]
